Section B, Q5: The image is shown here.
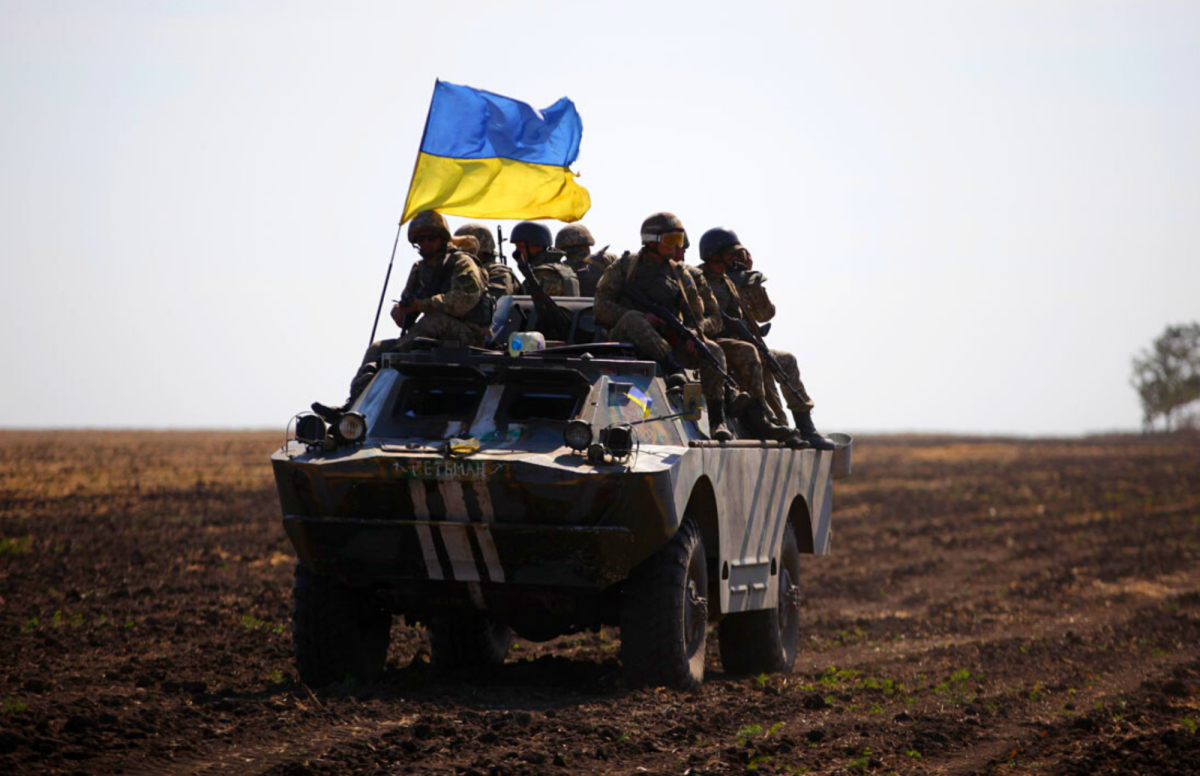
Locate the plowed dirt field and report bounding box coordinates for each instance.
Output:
[2,430,1199,775]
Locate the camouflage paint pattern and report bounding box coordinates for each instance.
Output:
[274,345,851,622]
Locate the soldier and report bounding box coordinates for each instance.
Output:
[312,211,492,420]
[555,224,615,297]
[680,260,794,442]
[594,212,736,441]
[698,227,835,450]
[455,222,517,301]
[510,221,580,297]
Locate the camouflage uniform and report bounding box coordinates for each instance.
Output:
[455,222,517,301]
[723,270,815,423]
[523,248,580,297]
[361,246,490,372]
[684,265,766,402]
[728,269,775,324]
[485,263,517,299]
[565,248,615,297]
[595,249,729,409]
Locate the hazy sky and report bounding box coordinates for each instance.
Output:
[2,1,1197,434]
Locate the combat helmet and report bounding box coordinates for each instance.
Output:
[454,223,496,257]
[555,224,595,251]
[699,227,741,262]
[511,221,553,247]
[407,210,451,242]
[640,212,685,242]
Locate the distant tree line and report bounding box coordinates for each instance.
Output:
[1131,322,1200,432]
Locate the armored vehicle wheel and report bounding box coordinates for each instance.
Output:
[292,563,391,686]
[620,518,709,689]
[428,613,512,672]
[718,522,802,674]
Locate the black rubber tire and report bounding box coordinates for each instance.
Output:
[718,522,802,675]
[620,519,709,690]
[428,613,512,672]
[292,563,391,687]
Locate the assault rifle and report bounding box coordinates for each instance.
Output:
[720,310,805,400]
[512,247,573,340]
[620,282,744,395]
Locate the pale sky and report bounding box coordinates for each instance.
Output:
[2,0,1197,435]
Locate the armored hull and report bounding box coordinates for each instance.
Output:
[273,298,851,686]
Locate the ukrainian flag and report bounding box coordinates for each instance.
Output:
[401,81,591,223]
[626,386,654,419]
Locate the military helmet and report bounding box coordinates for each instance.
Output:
[511,221,552,247]
[454,223,495,255]
[555,224,595,251]
[407,210,451,242]
[699,227,741,262]
[640,212,685,242]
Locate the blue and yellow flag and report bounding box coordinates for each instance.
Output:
[401,81,591,223]
[626,386,654,419]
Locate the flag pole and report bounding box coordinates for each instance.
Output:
[367,79,440,348]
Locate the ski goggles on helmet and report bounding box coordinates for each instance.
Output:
[642,231,687,248]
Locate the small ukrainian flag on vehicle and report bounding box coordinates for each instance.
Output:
[626,386,653,419]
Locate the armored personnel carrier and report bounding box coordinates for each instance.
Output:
[272,296,852,689]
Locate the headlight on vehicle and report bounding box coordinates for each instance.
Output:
[336,412,367,443]
[563,419,594,452]
[295,414,327,445]
[601,424,634,459]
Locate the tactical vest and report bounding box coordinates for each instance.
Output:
[416,251,494,326]
[702,269,742,317]
[569,254,610,297]
[485,263,517,299]
[619,251,686,311]
[533,262,581,296]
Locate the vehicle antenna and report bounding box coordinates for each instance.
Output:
[367,221,403,348]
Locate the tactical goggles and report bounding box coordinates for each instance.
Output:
[411,233,442,244]
[642,231,687,248]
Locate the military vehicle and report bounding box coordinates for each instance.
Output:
[272,296,852,689]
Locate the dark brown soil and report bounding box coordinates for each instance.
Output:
[2,430,1199,774]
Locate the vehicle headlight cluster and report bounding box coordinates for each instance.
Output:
[563,419,594,452]
[336,412,367,443]
[296,414,327,445]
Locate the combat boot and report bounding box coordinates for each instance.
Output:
[741,398,794,442]
[783,431,811,450]
[725,387,754,417]
[793,410,836,451]
[662,355,688,390]
[312,364,378,422]
[708,398,734,442]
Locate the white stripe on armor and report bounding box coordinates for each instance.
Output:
[437,481,482,582]
[408,480,444,580]
[470,483,506,583]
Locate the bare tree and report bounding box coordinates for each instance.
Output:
[1131,322,1200,431]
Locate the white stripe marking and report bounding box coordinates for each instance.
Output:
[438,524,480,581]
[470,482,506,583]
[408,480,443,581]
[437,482,481,582]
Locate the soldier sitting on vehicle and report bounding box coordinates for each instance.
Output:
[455,222,517,301]
[555,224,615,297]
[699,228,835,450]
[509,221,580,297]
[311,211,492,421]
[594,212,740,442]
[681,253,795,444]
